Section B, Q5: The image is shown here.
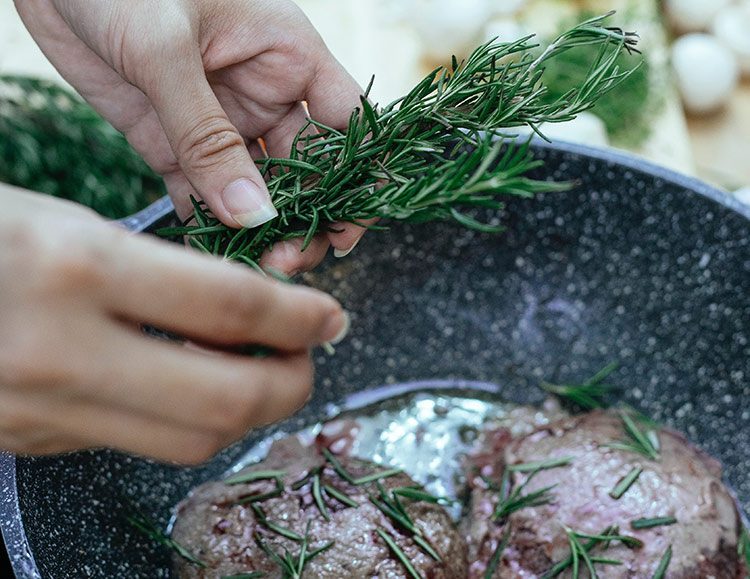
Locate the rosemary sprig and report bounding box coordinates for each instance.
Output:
[369,481,443,563]
[254,526,333,579]
[651,545,672,579]
[159,14,640,267]
[608,466,643,500]
[127,513,206,568]
[606,412,660,461]
[543,526,643,578]
[321,447,402,485]
[493,471,556,521]
[630,516,677,530]
[376,528,422,579]
[484,526,512,579]
[541,362,619,409]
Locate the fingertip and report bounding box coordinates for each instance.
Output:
[221,178,278,228]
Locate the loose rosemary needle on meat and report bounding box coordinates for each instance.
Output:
[158,13,641,268]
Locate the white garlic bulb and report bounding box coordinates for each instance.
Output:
[712,2,750,76]
[672,33,738,114]
[663,0,732,33]
[410,0,491,61]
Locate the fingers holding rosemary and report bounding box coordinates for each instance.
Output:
[0,186,347,463]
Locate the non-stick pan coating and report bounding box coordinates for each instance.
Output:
[1,141,749,578]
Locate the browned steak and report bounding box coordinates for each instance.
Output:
[465,410,746,578]
[172,436,467,578]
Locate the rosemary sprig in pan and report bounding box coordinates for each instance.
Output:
[158,13,640,267]
[541,362,619,410]
[493,469,557,521]
[127,513,206,568]
[608,465,643,500]
[254,523,334,579]
[543,526,643,578]
[606,411,660,460]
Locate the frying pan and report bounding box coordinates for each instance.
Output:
[1,140,749,577]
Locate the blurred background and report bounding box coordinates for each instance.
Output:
[2,0,750,218]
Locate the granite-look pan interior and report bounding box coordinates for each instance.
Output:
[1,140,749,578]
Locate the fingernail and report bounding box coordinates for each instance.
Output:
[222,178,278,228]
[333,238,360,258]
[323,310,350,345]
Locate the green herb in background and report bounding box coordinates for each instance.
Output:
[160,14,641,269]
[0,75,164,218]
[542,12,660,148]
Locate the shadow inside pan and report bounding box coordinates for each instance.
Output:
[2,141,749,577]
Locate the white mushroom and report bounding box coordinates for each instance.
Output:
[663,0,732,33]
[671,33,739,115]
[712,2,750,77]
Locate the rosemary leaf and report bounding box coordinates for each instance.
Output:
[484,526,512,579]
[323,484,360,508]
[376,528,423,579]
[413,534,442,562]
[127,513,206,568]
[508,456,574,473]
[739,527,750,568]
[353,468,403,486]
[312,474,331,521]
[225,470,286,486]
[393,486,452,505]
[630,516,677,530]
[652,545,672,579]
[609,466,643,500]
[221,573,265,579]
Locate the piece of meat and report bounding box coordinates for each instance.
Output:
[172,436,467,578]
[465,410,747,579]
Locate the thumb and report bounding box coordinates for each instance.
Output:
[144,51,276,229]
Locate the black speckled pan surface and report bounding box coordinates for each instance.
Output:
[1,140,749,578]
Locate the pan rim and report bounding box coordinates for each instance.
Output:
[1,139,748,578]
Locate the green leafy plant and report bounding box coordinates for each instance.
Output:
[0,75,164,218]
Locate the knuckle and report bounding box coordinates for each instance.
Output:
[177,118,245,170]
[202,378,262,436]
[0,410,37,437]
[0,329,76,390]
[45,242,107,294]
[208,282,267,341]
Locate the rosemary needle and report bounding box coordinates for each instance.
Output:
[630,516,677,530]
[609,466,643,500]
[652,545,672,579]
[377,528,423,579]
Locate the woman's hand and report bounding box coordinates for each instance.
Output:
[15,0,367,273]
[0,185,348,463]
